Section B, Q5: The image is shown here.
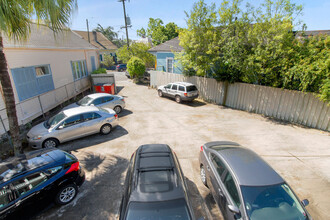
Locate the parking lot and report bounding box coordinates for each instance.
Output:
[34,72,330,220]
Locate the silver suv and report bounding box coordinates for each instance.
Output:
[157,82,199,103]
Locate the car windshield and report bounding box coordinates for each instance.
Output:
[241,183,308,220]
[45,112,66,128]
[76,96,93,106]
[125,199,192,220]
[186,85,197,92]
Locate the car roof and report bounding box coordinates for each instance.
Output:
[173,82,195,86]
[206,141,284,186]
[0,148,67,184]
[62,106,100,117]
[87,93,113,99]
[129,144,186,202]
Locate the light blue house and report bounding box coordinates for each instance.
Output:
[148,37,183,74]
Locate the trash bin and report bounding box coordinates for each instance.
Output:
[93,83,115,94]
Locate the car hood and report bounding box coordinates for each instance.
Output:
[27,122,50,137]
[62,102,79,110]
[158,85,165,90]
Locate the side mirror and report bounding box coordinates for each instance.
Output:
[228,205,240,214]
[301,199,309,207]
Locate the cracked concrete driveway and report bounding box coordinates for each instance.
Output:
[34,72,330,220]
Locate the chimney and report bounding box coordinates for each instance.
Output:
[92,31,97,41]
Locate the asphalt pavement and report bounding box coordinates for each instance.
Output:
[34,71,330,220]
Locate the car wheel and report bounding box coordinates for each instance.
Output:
[114,106,122,114]
[158,90,163,97]
[42,138,59,148]
[200,165,208,187]
[55,184,78,205]
[100,124,112,135]
[175,95,181,103]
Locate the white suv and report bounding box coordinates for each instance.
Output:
[157,82,199,103]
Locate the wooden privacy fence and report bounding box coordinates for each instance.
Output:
[0,77,91,135]
[150,71,329,131]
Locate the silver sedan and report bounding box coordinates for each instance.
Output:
[27,106,118,148]
[64,93,125,114]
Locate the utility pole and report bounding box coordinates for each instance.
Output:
[86,19,90,43]
[119,0,130,48]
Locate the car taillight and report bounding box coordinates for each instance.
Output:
[115,114,118,119]
[184,93,187,96]
[65,162,80,174]
[200,146,203,152]
[121,98,125,102]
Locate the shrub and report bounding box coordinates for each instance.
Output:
[91,68,107,74]
[127,57,145,79]
[101,54,115,68]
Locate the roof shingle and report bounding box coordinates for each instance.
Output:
[73,31,118,50]
[148,37,183,52]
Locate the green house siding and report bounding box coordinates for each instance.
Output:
[156,52,182,74]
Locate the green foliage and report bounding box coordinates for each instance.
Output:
[127,57,145,79]
[284,35,330,102]
[137,18,180,45]
[93,24,118,41]
[101,54,115,67]
[178,0,329,103]
[91,68,107,74]
[0,0,77,40]
[117,42,155,68]
[177,0,218,76]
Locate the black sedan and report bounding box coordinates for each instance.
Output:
[199,141,312,220]
[0,148,85,219]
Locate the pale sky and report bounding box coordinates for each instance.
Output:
[69,0,330,40]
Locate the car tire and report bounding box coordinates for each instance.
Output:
[100,124,112,135]
[42,138,59,148]
[55,184,78,205]
[175,95,182,103]
[114,106,122,114]
[158,90,163,97]
[200,165,208,187]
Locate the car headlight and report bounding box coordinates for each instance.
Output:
[31,135,43,140]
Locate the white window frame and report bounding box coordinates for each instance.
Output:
[166,57,174,73]
[72,60,87,81]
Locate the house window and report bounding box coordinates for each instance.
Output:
[11,65,55,102]
[35,65,50,77]
[166,58,174,73]
[99,54,103,61]
[72,60,87,81]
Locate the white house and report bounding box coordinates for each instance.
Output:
[0,23,99,134]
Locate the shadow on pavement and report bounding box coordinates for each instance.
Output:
[34,153,129,220]
[60,125,128,151]
[185,177,212,220]
[184,100,207,107]
[119,109,133,118]
[116,86,124,94]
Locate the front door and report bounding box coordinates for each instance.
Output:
[91,56,96,72]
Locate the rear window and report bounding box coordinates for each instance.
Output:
[64,152,77,163]
[0,154,52,182]
[186,85,197,92]
[126,199,192,220]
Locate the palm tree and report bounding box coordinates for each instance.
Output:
[0,0,77,155]
[94,24,118,41]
